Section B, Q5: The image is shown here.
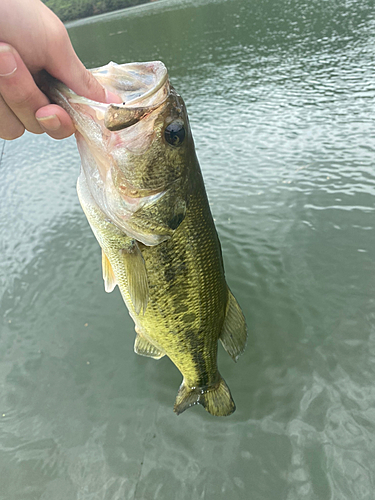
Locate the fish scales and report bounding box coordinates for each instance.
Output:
[140,186,227,387]
[46,61,247,416]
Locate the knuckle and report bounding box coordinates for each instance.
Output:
[48,18,71,50]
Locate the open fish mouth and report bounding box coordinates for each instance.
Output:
[91,61,169,107]
[100,62,170,131]
[47,61,170,133]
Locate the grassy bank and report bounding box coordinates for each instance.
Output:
[42,0,154,22]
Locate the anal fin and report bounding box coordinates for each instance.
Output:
[220,289,247,362]
[102,250,117,293]
[134,333,164,359]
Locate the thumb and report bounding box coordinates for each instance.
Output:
[60,58,109,103]
[44,29,120,103]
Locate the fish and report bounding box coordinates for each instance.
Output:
[46,61,247,416]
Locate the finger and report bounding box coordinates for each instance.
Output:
[44,28,121,104]
[35,104,75,140]
[0,93,25,140]
[0,43,48,134]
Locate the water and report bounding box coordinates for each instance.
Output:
[1,0,375,498]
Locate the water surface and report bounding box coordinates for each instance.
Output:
[1,0,375,498]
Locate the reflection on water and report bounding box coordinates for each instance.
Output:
[1,0,375,498]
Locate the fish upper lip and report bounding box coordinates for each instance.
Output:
[122,68,168,106]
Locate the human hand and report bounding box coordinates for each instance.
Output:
[0,0,120,140]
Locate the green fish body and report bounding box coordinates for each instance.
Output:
[48,62,247,416]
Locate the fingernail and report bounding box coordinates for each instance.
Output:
[0,45,17,76]
[36,114,61,131]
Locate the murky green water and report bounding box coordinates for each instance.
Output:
[1,0,375,498]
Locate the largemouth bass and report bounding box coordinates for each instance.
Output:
[47,61,247,416]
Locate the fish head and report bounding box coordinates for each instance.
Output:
[47,61,196,245]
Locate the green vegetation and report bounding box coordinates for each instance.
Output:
[42,0,153,22]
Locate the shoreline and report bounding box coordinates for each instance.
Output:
[42,0,157,23]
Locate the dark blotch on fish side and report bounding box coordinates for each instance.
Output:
[181,313,195,324]
[168,212,185,230]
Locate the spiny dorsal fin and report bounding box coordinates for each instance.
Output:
[220,289,247,362]
[174,375,235,416]
[134,333,164,359]
[120,239,149,315]
[102,250,117,293]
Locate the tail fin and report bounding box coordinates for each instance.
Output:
[173,375,236,417]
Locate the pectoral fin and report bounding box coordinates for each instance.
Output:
[102,250,117,292]
[120,239,149,315]
[134,333,164,359]
[77,173,149,314]
[220,289,247,362]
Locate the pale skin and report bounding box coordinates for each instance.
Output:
[0,0,121,140]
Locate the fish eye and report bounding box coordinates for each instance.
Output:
[164,121,185,147]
